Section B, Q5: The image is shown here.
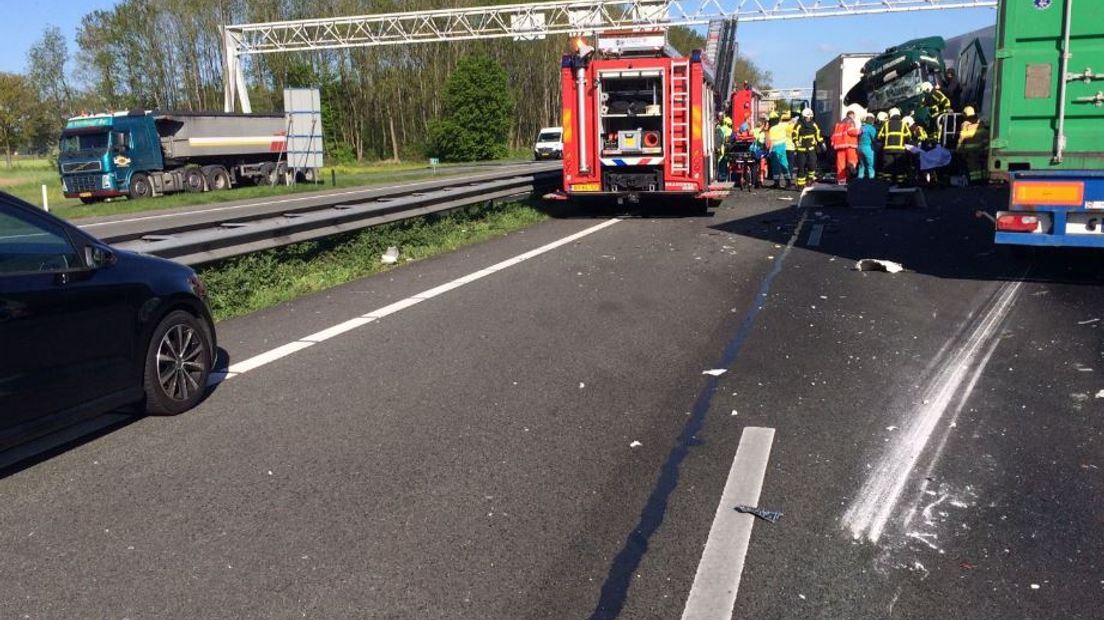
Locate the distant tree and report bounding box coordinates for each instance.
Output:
[429,54,515,162]
[667,25,706,56]
[0,73,38,167]
[27,26,74,114]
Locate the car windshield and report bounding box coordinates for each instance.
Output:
[537,132,561,142]
[60,132,109,153]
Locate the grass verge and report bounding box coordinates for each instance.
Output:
[197,198,549,321]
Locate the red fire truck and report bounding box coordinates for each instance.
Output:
[730,83,764,130]
[559,31,720,205]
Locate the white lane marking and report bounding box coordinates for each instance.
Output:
[82,164,543,228]
[842,280,1022,542]
[682,427,776,620]
[806,224,824,247]
[212,218,621,383]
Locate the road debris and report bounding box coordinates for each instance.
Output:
[777,196,794,201]
[381,246,400,264]
[629,441,643,448]
[733,505,783,523]
[1078,318,1099,325]
[731,409,738,416]
[579,382,586,389]
[1096,390,1104,399]
[1030,584,1041,590]
[855,258,904,273]
[702,369,728,377]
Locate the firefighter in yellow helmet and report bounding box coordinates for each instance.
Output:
[956,105,989,184]
[877,108,911,186]
[793,108,824,189]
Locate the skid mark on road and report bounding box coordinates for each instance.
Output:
[208,218,620,384]
[589,209,808,619]
[842,279,1023,543]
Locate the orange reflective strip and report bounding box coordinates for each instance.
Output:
[1012,181,1085,206]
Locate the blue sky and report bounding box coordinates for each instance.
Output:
[0,0,119,74]
[2,2,997,89]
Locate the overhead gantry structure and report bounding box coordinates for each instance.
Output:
[222,0,998,112]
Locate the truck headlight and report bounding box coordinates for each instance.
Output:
[102,174,112,189]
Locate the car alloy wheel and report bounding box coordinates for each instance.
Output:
[156,323,206,402]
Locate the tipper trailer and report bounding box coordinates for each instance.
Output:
[559,31,719,205]
[58,111,316,203]
[988,0,1104,248]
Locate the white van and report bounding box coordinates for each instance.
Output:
[533,126,563,160]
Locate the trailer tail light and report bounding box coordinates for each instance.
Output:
[1011,181,1084,207]
[643,131,661,148]
[996,212,1047,233]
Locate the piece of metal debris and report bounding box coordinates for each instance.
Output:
[855,258,904,273]
[733,505,783,523]
[702,369,728,377]
[381,246,400,264]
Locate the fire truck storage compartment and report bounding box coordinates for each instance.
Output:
[599,70,664,157]
[603,166,663,192]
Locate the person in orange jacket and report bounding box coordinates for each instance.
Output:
[831,110,860,185]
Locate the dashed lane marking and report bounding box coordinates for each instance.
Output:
[682,426,777,620]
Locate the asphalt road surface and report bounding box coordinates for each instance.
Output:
[2,184,1101,619]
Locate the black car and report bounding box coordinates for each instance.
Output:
[0,192,216,452]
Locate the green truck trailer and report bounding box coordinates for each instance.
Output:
[988,0,1104,248]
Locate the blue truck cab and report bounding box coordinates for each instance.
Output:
[59,113,163,203]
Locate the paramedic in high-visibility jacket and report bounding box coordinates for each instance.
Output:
[831,110,860,185]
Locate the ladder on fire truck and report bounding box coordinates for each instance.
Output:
[222,0,998,112]
[670,61,691,176]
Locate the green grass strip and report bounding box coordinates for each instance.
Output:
[197,199,548,321]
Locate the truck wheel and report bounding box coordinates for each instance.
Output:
[205,166,232,191]
[128,174,152,200]
[143,310,212,416]
[184,168,205,192]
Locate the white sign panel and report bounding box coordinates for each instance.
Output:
[283,88,323,171]
[510,13,546,41]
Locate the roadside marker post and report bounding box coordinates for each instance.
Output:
[41,184,49,212]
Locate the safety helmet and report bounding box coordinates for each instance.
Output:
[876,111,889,122]
[768,111,779,120]
[920,82,933,93]
[902,116,915,126]
[889,107,902,118]
[724,116,733,126]
[963,105,976,117]
[865,114,876,122]
[801,108,814,118]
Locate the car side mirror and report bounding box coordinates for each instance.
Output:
[84,245,116,269]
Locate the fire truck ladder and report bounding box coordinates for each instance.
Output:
[670,61,692,176]
[223,0,998,112]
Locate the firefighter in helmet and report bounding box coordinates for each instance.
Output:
[957,105,989,184]
[877,108,910,186]
[793,108,824,189]
[920,81,951,130]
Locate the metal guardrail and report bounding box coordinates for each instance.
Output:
[79,164,561,266]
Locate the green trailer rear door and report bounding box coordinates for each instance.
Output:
[990,0,1104,176]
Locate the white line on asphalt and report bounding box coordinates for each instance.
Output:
[82,164,544,228]
[806,223,824,247]
[682,426,776,620]
[842,279,1022,542]
[208,218,621,384]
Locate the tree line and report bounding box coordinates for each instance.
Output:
[0,0,772,167]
